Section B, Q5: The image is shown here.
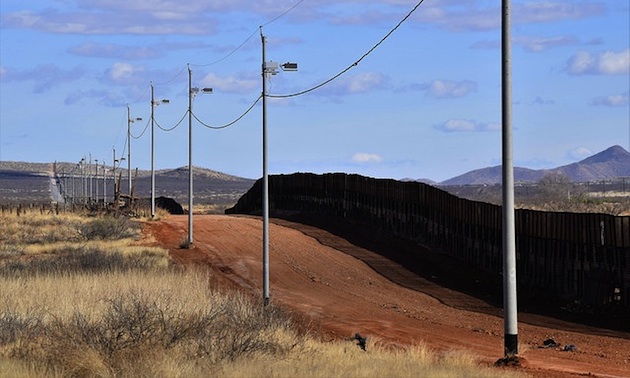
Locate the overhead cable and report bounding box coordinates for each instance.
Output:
[130,118,151,139]
[190,0,304,67]
[154,110,189,132]
[193,94,263,130]
[269,0,426,99]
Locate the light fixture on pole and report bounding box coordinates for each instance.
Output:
[112,147,125,202]
[260,27,298,306]
[127,105,143,199]
[187,64,213,245]
[150,82,170,218]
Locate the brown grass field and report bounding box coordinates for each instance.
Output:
[0,210,525,377]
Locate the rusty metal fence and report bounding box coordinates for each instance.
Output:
[227,172,630,308]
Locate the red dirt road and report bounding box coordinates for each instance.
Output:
[144,214,630,377]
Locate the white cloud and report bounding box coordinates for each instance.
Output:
[352,152,383,164]
[69,43,162,59]
[0,64,85,92]
[427,80,476,98]
[591,93,629,107]
[531,96,555,105]
[414,1,605,33]
[324,72,389,96]
[109,63,135,82]
[514,2,605,23]
[200,72,258,94]
[515,35,578,52]
[567,49,630,75]
[434,119,500,132]
[567,146,592,161]
[106,62,147,86]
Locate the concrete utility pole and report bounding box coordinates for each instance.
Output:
[260,27,297,306]
[261,28,270,306]
[127,105,142,198]
[151,83,169,218]
[188,66,194,245]
[502,0,518,356]
[186,65,213,245]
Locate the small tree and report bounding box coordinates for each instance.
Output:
[537,172,572,202]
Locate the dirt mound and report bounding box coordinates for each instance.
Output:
[143,215,630,378]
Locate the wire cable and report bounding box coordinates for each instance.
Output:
[190,30,258,68]
[154,110,189,132]
[153,65,188,85]
[190,0,304,68]
[261,0,304,27]
[130,117,151,139]
[269,0,426,99]
[192,94,263,130]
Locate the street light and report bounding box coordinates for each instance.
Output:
[150,82,170,218]
[112,147,125,202]
[187,64,213,245]
[260,27,298,306]
[127,105,143,200]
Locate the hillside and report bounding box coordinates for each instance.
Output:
[440,145,630,185]
[0,162,254,207]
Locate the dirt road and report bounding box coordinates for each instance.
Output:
[144,214,630,377]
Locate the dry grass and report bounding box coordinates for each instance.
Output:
[0,210,524,377]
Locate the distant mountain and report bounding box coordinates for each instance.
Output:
[0,162,254,206]
[440,145,630,186]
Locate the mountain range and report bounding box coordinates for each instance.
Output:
[439,145,630,186]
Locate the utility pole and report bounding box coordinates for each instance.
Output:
[501,0,518,357]
[188,66,194,245]
[94,158,99,205]
[113,149,117,200]
[103,160,107,204]
[151,82,169,218]
[88,154,93,204]
[261,28,270,306]
[127,105,142,199]
[260,27,297,306]
[186,65,212,244]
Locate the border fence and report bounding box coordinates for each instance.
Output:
[227,172,629,308]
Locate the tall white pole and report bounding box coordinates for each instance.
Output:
[94,159,98,204]
[261,27,270,306]
[151,83,156,218]
[103,161,107,204]
[127,105,132,197]
[502,0,518,356]
[188,65,194,245]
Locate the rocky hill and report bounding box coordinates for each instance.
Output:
[440,145,630,185]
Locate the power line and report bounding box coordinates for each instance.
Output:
[130,117,151,139]
[190,0,304,68]
[261,0,305,27]
[189,30,259,68]
[154,110,189,132]
[153,65,188,86]
[193,94,263,130]
[269,0,427,99]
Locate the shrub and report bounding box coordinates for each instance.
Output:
[78,217,138,240]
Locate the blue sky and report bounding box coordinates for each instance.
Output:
[1,0,628,182]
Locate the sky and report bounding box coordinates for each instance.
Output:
[0,0,628,183]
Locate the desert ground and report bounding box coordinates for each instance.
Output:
[144,214,630,377]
